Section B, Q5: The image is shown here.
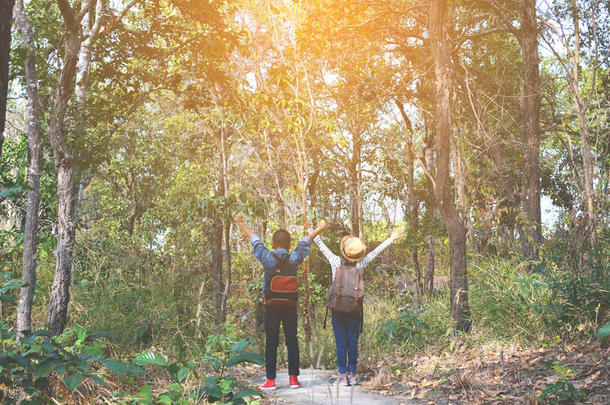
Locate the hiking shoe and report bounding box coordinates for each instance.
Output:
[347,372,358,385]
[289,375,302,389]
[259,379,277,391]
[336,373,349,386]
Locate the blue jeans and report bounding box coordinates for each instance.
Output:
[331,310,361,373]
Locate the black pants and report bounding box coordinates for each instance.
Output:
[264,305,299,379]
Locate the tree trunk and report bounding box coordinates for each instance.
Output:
[255,216,267,330]
[576,114,597,244]
[424,235,435,295]
[263,130,286,227]
[396,101,421,288]
[15,0,41,334]
[423,123,436,297]
[75,0,102,118]
[349,133,362,237]
[518,0,542,263]
[46,0,81,336]
[0,0,15,156]
[219,127,231,323]
[46,162,76,336]
[211,149,225,324]
[429,0,471,332]
[220,219,232,323]
[73,172,93,225]
[568,1,597,245]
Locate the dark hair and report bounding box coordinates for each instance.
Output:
[272,229,291,249]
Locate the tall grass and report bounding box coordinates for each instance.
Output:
[469,257,554,341]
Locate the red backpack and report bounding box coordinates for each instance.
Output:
[264,255,298,306]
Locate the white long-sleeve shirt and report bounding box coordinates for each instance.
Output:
[312,235,393,281]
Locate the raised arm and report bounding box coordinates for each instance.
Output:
[305,218,340,266]
[234,213,274,267]
[234,213,254,239]
[306,219,327,241]
[358,226,405,269]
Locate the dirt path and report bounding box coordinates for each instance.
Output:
[249,369,407,405]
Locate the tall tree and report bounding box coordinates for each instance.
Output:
[518,0,543,262]
[396,100,421,290]
[14,0,42,334]
[429,0,471,332]
[541,0,601,244]
[45,0,85,335]
[0,0,15,157]
[473,0,543,262]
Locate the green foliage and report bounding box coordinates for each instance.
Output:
[375,309,430,345]
[0,324,141,403]
[597,321,610,339]
[470,258,555,339]
[541,236,610,331]
[127,336,263,405]
[0,271,22,305]
[537,359,585,404]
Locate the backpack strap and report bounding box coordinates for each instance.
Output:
[354,264,361,306]
[336,265,343,305]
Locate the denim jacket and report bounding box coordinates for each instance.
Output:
[249,234,312,296]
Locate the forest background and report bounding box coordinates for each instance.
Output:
[0,0,609,403]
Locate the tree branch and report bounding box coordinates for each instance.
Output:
[56,0,80,33]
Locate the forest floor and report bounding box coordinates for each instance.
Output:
[240,339,609,404]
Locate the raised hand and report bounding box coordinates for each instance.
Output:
[303,217,312,230]
[307,219,327,240]
[234,213,244,223]
[390,227,406,241]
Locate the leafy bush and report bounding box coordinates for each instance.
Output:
[542,235,610,331]
[125,335,263,404]
[0,324,142,404]
[537,359,584,404]
[375,309,430,344]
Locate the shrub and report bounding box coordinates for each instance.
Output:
[469,257,554,340]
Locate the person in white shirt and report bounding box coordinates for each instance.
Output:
[307,220,405,386]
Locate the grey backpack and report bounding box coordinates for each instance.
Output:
[328,259,363,314]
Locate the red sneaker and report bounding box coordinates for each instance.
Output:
[259,378,277,391]
[289,375,302,389]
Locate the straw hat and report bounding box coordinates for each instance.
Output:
[340,235,367,262]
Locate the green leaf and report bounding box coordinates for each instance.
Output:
[596,322,610,338]
[133,352,169,366]
[56,363,67,377]
[84,373,105,385]
[103,359,144,377]
[84,345,104,356]
[64,374,82,391]
[89,330,117,344]
[166,383,183,392]
[136,385,153,404]
[203,383,223,400]
[157,394,172,405]
[33,359,64,379]
[225,352,264,367]
[230,338,249,353]
[202,354,222,371]
[233,388,261,399]
[175,367,189,383]
[219,377,236,393]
